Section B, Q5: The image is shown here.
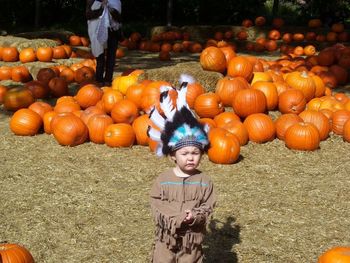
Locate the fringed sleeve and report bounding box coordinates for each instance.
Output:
[189,178,216,228]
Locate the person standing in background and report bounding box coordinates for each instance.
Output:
[86,0,122,86]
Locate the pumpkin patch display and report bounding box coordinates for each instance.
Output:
[318,246,350,263]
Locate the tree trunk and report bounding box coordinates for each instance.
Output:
[272,0,279,17]
[166,0,173,26]
[35,0,40,28]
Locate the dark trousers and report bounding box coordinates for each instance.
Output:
[95,29,120,84]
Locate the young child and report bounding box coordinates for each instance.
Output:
[148,76,216,262]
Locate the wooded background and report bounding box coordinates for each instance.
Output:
[0,0,349,35]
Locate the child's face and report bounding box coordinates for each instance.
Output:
[171,146,202,173]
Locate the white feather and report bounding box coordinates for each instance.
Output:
[147,127,162,142]
[149,107,165,130]
[160,92,176,120]
[155,143,164,156]
[179,74,195,85]
[203,124,210,133]
[160,85,172,93]
[176,85,188,110]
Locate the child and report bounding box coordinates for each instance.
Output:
[148,76,216,262]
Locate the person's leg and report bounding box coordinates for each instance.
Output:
[104,29,119,84]
[95,52,105,85]
[177,245,203,263]
[151,240,176,263]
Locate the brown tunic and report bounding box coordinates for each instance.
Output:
[150,168,216,251]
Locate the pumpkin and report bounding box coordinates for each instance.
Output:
[186,82,205,109]
[272,17,284,28]
[111,99,139,124]
[299,110,330,140]
[275,113,303,140]
[215,76,249,107]
[278,89,306,114]
[227,56,253,81]
[74,66,95,84]
[51,113,88,146]
[213,112,240,128]
[102,88,124,113]
[59,67,75,83]
[199,46,226,73]
[207,127,240,164]
[232,88,267,118]
[242,19,253,28]
[19,48,36,63]
[284,122,320,151]
[331,23,345,33]
[36,47,53,62]
[343,120,350,143]
[0,66,13,80]
[112,74,139,95]
[25,80,49,99]
[194,92,224,118]
[317,50,335,66]
[104,123,135,147]
[140,81,172,113]
[54,100,81,113]
[285,71,316,102]
[274,81,291,96]
[243,113,275,143]
[303,45,316,56]
[3,86,35,111]
[43,111,58,134]
[2,47,19,62]
[251,72,273,85]
[36,68,57,86]
[311,74,326,98]
[329,65,348,86]
[48,77,69,98]
[219,46,236,65]
[28,101,53,118]
[132,114,152,146]
[318,246,350,263]
[52,46,67,59]
[0,85,7,103]
[251,81,278,111]
[80,106,105,124]
[69,35,82,46]
[75,84,103,109]
[268,29,281,40]
[308,19,322,28]
[332,110,350,135]
[221,119,249,146]
[198,118,217,131]
[10,108,42,136]
[11,66,32,83]
[87,114,114,144]
[255,16,266,26]
[0,243,34,263]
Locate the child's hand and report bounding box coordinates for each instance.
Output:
[183,209,194,224]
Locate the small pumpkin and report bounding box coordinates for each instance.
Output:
[194,92,224,118]
[332,110,350,135]
[251,81,278,111]
[275,113,303,140]
[111,99,139,124]
[299,110,330,140]
[102,88,124,113]
[318,246,350,263]
[221,119,249,146]
[36,47,53,62]
[0,243,34,263]
[199,46,227,73]
[3,86,35,111]
[278,89,306,114]
[243,113,275,143]
[284,122,320,151]
[232,88,267,118]
[215,76,249,107]
[10,108,43,136]
[28,101,53,118]
[213,112,240,128]
[75,84,103,109]
[87,114,114,144]
[132,114,153,146]
[227,56,253,81]
[104,123,136,147]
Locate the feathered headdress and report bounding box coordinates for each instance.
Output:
[147,74,209,156]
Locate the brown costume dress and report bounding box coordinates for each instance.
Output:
[150,168,216,263]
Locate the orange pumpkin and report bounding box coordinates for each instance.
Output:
[194,92,224,118]
[215,77,249,107]
[111,99,139,124]
[186,82,205,109]
[3,86,35,111]
[104,123,136,147]
[243,113,275,143]
[221,119,249,146]
[275,113,303,140]
[199,46,226,73]
[59,67,75,83]
[80,106,105,124]
[343,120,350,143]
[198,118,217,131]
[284,122,320,151]
[2,47,19,62]
[232,88,267,118]
[11,66,32,83]
[278,89,306,114]
[28,101,53,118]
[0,85,7,103]
[51,113,88,146]
[207,127,240,164]
[285,71,316,102]
[36,47,53,62]
[102,88,124,113]
[227,56,253,81]
[87,114,114,144]
[75,84,103,109]
[251,81,278,111]
[299,110,330,140]
[318,246,350,263]
[132,114,153,146]
[19,47,36,63]
[332,110,350,135]
[43,111,58,134]
[0,243,34,263]
[213,112,240,128]
[0,66,13,81]
[10,108,42,136]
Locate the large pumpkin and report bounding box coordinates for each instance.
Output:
[278,89,306,114]
[132,114,153,146]
[112,74,139,95]
[215,76,249,106]
[199,46,227,73]
[332,110,350,135]
[213,112,240,128]
[275,113,302,140]
[186,82,205,109]
[285,71,316,102]
[75,84,103,109]
[51,113,88,146]
[232,88,267,118]
[299,110,330,140]
[207,127,240,164]
[284,122,320,151]
[0,243,34,263]
[104,123,136,147]
[111,99,139,124]
[221,119,249,146]
[227,56,254,81]
[3,87,35,111]
[102,89,124,113]
[125,83,146,110]
[36,47,53,62]
[25,80,49,99]
[251,81,278,111]
[194,92,224,118]
[318,246,350,263]
[43,111,58,134]
[87,114,114,144]
[28,101,53,118]
[10,108,43,136]
[243,113,275,143]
